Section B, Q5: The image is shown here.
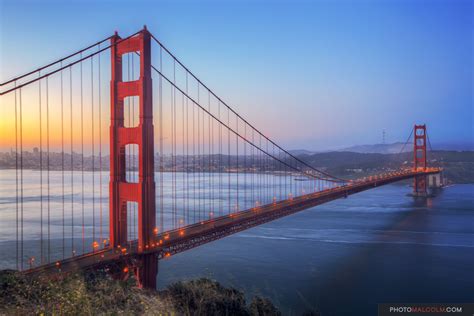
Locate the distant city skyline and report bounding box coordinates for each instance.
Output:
[1,0,472,151]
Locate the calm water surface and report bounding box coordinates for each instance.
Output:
[158,184,474,315]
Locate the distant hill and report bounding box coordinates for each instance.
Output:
[339,142,407,154]
[290,141,474,155]
[288,149,316,155]
[296,150,474,184]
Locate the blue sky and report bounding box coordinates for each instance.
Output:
[1,0,472,150]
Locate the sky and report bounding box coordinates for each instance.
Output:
[0,0,472,151]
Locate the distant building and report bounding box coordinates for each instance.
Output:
[346,168,363,173]
[33,147,39,154]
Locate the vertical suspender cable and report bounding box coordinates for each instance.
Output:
[172,63,176,228]
[19,88,24,270]
[227,107,230,214]
[186,73,189,223]
[201,89,205,217]
[46,77,50,263]
[208,91,212,217]
[159,47,164,233]
[197,84,201,220]
[192,95,196,222]
[91,56,95,248]
[61,62,65,259]
[279,149,282,200]
[80,54,85,254]
[252,129,255,207]
[14,82,18,270]
[39,74,43,264]
[236,116,239,211]
[182,92,186,224]
[70,67,75,256]
[98,44,103,247]
[218,100,222,216]
[244,124,247,209]
[207,91,214,217]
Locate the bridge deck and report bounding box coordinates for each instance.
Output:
[25,169,440,276]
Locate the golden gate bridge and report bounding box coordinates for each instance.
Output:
[0,27,441,288]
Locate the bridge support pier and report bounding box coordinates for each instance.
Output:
[413,174,427,197]
[135,254,158,289]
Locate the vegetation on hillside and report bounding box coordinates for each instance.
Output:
[0,270,284,315]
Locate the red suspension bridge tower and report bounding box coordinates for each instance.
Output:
[413,124,428,197]
[109,27,157,288]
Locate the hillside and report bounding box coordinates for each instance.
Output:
[339,142,406,154]
[298,150,474,184]
[0,270,284,316]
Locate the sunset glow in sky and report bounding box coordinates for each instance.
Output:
[1,0,472,151]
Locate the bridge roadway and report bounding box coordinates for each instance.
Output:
[25,168,440,276]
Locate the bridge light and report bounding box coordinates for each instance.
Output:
[165,252,171,258]
[153,227,159,235]
[55,261,60,267]
[179,230,184,236]
[123,267,129,273]
[159,239,163,244]
[164,235,169,240]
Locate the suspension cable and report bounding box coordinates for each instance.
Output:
[1,31,141,96]
[398,126,414,156]
[0,36,112,86]
[148,63,342,183]
[149,33,346,182]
